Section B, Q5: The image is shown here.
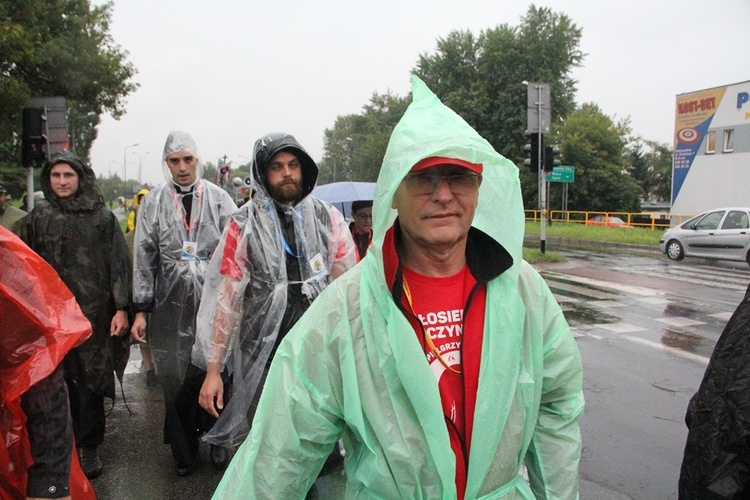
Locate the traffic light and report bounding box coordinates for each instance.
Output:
[22,108,48,167]
[544,145,561,172]
[523,133,543,174]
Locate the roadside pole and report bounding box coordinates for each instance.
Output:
[524,82,551,253]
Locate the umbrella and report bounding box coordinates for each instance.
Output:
[311,181,375,219]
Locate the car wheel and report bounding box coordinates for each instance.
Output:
[666,240,685,261]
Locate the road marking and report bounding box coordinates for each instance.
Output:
[545,279,620,300]
[637,297,671,305]
[596,322,647,333]
[544,271,659,297]
[622,335,709,365]
[708,312,734,321]
[588,300,627,308]
[613,265,749,291]
[655,317,705,327]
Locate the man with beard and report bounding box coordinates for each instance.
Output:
[193,132,356,452]
[16,152,131,480]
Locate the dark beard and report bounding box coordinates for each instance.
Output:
[267,178,302,204]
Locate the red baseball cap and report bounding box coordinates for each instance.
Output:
[410,156,483,174]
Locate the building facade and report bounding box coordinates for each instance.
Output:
[671,80,750,215]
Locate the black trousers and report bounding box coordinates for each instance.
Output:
[64,368,105,449]
[160,363,228,466]
[21,364,73,498]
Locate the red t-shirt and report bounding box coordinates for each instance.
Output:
[401,265,486,499]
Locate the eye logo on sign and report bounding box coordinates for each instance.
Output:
[677,127,701,145]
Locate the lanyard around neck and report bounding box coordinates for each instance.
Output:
[269,202,306,260]
[402,276,461,376]
[170,183,203,236]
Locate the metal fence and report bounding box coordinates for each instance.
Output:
[524,210,696,231]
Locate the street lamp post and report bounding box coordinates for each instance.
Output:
[123,143,138,196]
[134,151,150,185]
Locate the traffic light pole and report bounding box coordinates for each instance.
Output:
[535,84,546,254]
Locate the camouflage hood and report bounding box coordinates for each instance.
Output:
[41,151,105,212]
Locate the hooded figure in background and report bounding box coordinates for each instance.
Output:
[16,151,131,480]
[213,77,584,499]
[126,187,150,233]
[131,130,237,475]
[193,132,356,449]
[679,283,750,498]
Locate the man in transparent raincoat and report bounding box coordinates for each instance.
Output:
[193,133,356,450]
[131,131,237,475]
[213,78,584,499]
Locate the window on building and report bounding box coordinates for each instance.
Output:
[706,131,716,154]
[724,129,734,152]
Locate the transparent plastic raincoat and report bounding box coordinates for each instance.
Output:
[214,78,584,499]
[132,131,237,381]
[192,133,356,448]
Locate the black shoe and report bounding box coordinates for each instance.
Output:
[79,446,103,479]
[210,444,230,470]
[176,461,195,477]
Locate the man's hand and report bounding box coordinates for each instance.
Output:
[110,310,129,337]
[200,369,224,418]
[131,312,148,343]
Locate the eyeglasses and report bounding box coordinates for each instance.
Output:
[403,172,482,196]
[355,213,372,220]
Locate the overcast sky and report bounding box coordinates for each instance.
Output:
[89,0,750,187]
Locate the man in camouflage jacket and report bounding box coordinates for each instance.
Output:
[17,151,131,480]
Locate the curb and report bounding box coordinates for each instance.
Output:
[523,235,661,255]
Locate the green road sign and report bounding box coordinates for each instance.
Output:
[546,165,575,183]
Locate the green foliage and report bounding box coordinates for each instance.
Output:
[549,103,642,212]
[97,172,149,204]
[0,0,139,199]
[319,92,410,183]
[414,5,584,162]
[320,5,583,185]
[624,138,673,204]
[318,4,673,213]
[643,140,673,202]
[525,221,662,246]
[522,247,566,264]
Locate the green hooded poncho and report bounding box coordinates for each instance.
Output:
[214,77,584,499]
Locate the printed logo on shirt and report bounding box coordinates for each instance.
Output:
[418,308,463,380]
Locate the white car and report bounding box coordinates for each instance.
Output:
[659,207,750,265]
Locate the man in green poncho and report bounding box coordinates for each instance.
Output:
[214,77,584,499]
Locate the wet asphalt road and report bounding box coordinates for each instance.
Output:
[87,248,749,499]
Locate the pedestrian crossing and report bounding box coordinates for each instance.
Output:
[540,263,750,364]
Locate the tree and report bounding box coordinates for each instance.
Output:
[0,0,139,199]
[413,5,584,163]
[319,91,410,183]
[643,140,673,202]
[625,139,651,200]
[624,138,673,204]
[550,103,642,213]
